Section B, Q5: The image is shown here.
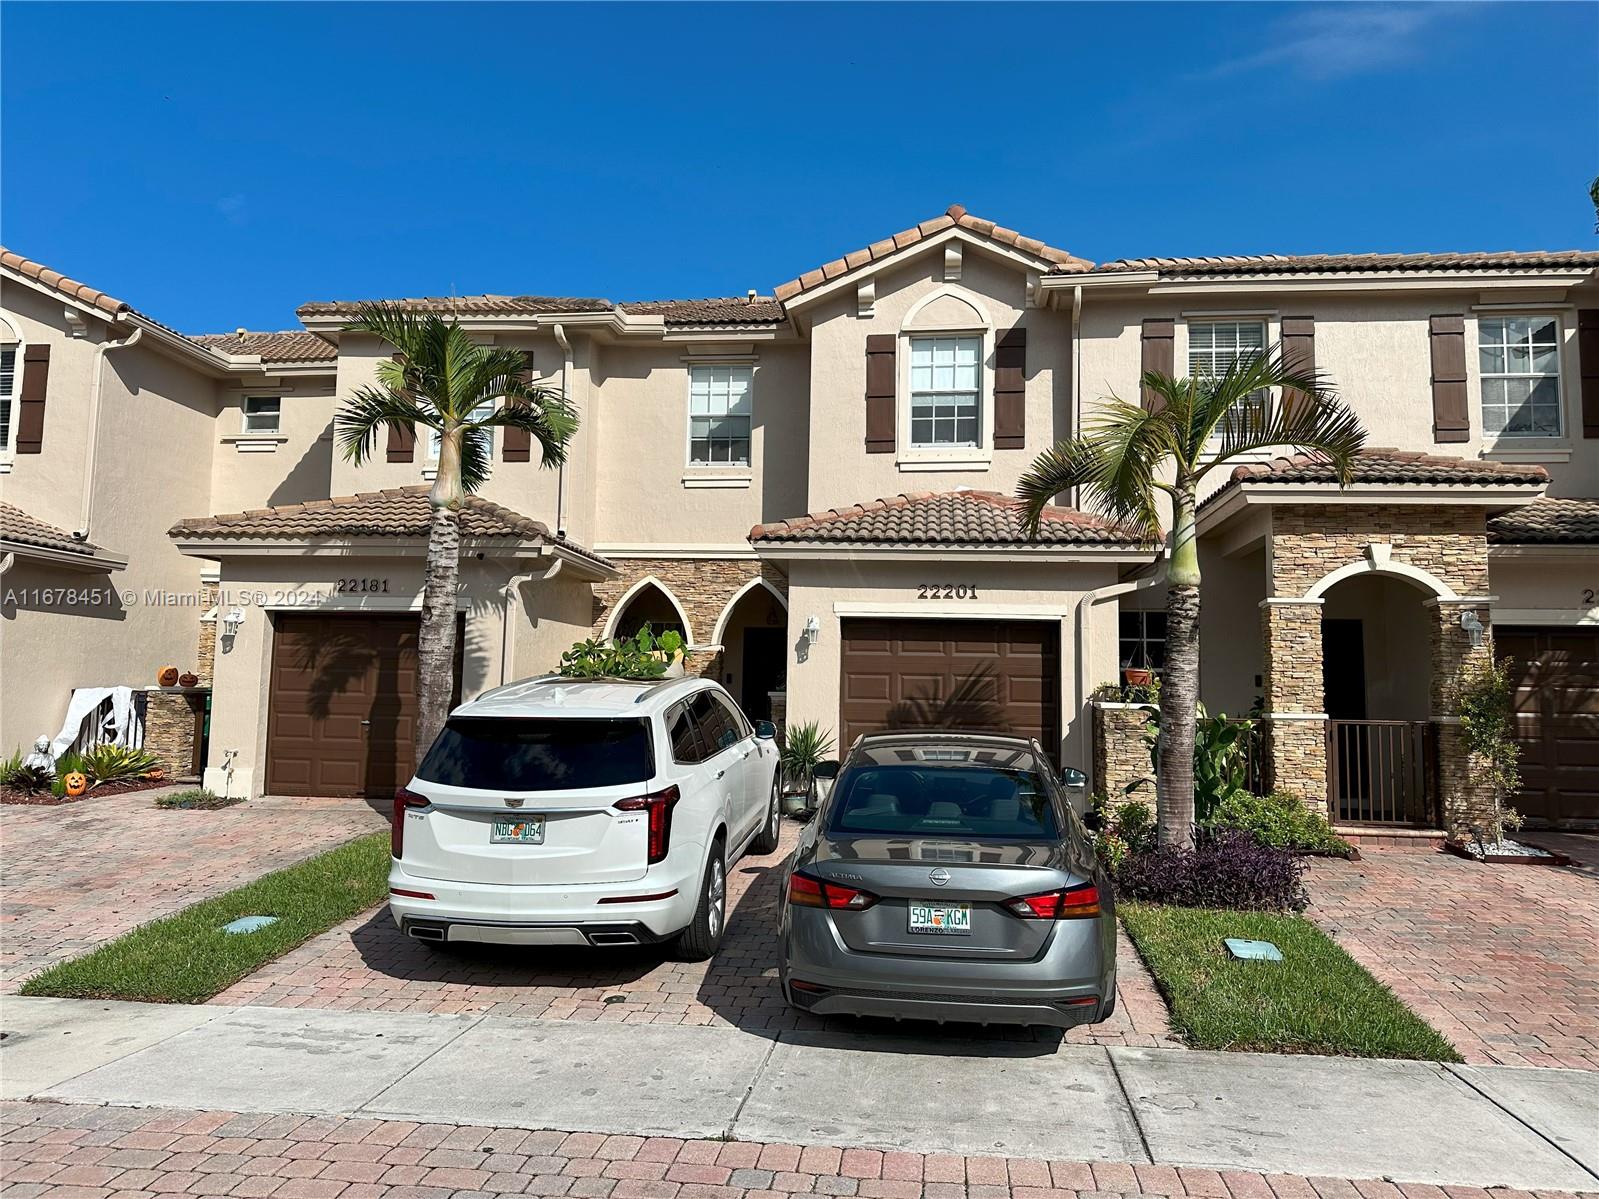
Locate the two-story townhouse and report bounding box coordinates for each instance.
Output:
[4,206,1595,830]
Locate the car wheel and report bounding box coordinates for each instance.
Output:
[670,838,727,961]
[750,772,781,855]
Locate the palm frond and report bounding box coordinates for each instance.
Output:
[1206,392,1368,482]
[478,384,579,468]
[335,387,429,465]
[1015,396,1170,542]
[1193,345,1331,449]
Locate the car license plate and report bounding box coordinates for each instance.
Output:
[908,902,971,935]
[490,817,545,844]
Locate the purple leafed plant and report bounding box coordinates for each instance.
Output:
[1115,829,1309,912]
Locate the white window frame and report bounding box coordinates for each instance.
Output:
[1476,312,1565,441]
[685,362,754,470]
[0,340,17,456]
[241,396,281,434]
[1119,609,1167,674]
[907,334,984,450]
[896,287,994,471]
[1179,314,1279,460]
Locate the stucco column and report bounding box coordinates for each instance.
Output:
[1426,596,1497,832]
[1260,597,1328,811]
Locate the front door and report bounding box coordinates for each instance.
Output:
[1322,619,1366,719]
[741,627,786,722]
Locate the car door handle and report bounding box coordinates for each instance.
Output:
[715,768,726,780]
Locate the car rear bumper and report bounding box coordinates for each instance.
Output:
[780,908,1115,1029]
[388,857,700,942]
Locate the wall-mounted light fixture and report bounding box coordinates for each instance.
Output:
[1459,609,1484,649]
[221,607,246,639]
[803,615,821,647]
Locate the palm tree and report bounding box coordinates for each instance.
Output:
[336,303,578,762]
[1016,347,1366,848]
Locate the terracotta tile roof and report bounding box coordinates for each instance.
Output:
[190,330,338,362]
[619,297,785,325]
[749,489,1146,548]
[1487,497,1599,545]
[1201,449,1550,511]
[297,295,616,319]
[1072,250,1599,277]
[0,502,99,556]
[773,205,1096,303]
[1,247,133,319]
[168,487,613,568]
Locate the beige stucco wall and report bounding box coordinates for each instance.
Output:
[208,378,338,513]
[201,551,596,798]
[1490,550,1599,625]
[803,248,1074,513]
[780,556,1122,777]
[590,342,810,546]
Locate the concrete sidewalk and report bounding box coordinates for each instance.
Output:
[3,996,1595,1191]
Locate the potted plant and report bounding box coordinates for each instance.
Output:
[1122,666,1154,688]
[778,721,835,816]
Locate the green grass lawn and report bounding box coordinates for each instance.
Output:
[21,832,389,1004]
[1119,902,1462,1061]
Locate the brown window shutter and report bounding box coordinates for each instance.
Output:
[385,352,417,462]
[1429,315,1470,443]
[1578,309,1599,439]
[993,327,1027,449]
[502,350,534,462]
[1280,316,1316,419]
[14,344,50,454]
[865,334,895,453]
[1140,319,1174,411]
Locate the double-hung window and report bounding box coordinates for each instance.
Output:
[688,364,752,466]
[0,346,15,451]
[243,396,281,434]
[1479,316,1561,437]
[1189,319,1267,439]
[909,335,980,447]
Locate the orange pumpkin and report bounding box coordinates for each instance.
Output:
[63,772,88,797]
[145,768,165,781]
[177,672,198,688]
[157,665,180,687]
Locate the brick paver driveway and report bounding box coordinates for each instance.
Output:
[0,791,385,992]
[217,819,1177,1048]
[1306,837,1599,1070]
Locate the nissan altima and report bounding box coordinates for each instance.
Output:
[778,732,1116,1028]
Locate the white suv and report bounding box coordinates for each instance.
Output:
[388,675,783,960]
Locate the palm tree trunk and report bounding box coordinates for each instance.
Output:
[416,428,465,766]
[1157,484,1202,848]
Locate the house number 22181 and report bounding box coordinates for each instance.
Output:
[917,584,979,600]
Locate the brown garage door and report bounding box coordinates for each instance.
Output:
[266,613,458,798]
[1498,626,1599,827]
[839,619,1060,757]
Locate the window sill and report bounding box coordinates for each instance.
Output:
[220,434,288,453]
[1481,439,1571,464]
[896,452,992,473]
[682,470,752,489]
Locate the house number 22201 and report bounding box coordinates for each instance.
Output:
[917,584,979,600]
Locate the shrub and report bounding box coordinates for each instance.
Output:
[1210,790,1353,858]
[1448,656,1524,847]
[1,748,53,795]
[1115,830,1309,912]
[80,743,162,785]
[49,750,90,798]
[559,628,684,680]
[1092,797,1157,873]
[156,789,242,810]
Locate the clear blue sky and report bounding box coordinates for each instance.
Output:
[4,2,1595,334]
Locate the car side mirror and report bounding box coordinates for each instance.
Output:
[812,759,841,780]
[1061,767,1087,789]
[754,720,777,740]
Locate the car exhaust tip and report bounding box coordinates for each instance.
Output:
[406,923,448,942]
[588,931,640,946]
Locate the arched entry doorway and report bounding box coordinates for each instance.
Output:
[605,577,691,643]
[712,579,788,722]
[1317,572,1438,825]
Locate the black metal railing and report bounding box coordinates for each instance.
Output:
[1327,719,1436,826]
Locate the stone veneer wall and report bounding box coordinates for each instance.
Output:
[195,581,220,688]
[1261,503,1494,821]
[142,688,207,778]
[1431,599,1498,832]
[1091,703,1155,802]
[591,559,789,679]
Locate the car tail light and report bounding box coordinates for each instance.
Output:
[787,871,879,911]
[614,785,681,864]
[1004,882,1101,920]
[391,788,428,858]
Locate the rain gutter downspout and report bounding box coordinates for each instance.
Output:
[500,556,565,685]
[1071,284,1083,509]
[552,322,573,538]
[75,323,143,542]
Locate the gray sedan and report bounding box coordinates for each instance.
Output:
[778,732,1116,1029]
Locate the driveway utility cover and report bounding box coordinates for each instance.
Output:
[44,1006,477,1115]
[738,1032,1147,1161]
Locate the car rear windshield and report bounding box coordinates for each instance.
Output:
[418,717,654,791]
[826,764,1059,840]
